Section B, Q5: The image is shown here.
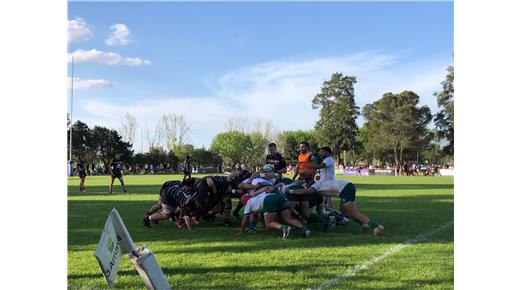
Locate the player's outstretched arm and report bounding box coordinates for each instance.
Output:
[288,187,315,195]
[251,185,271,197]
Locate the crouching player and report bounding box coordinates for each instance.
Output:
[239,183,311,240]
[144,179,196,225]
[287,147,384,236]
[143,181,197,230]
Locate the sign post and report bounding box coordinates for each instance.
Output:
[94,208,171,289]
[94,215,122,288]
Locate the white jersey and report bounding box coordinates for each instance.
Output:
[243,192,269,215]
[311,180,350,194]
[320,156,336,181]
[251,177,274,186]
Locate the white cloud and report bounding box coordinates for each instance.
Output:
[68,17,94,43]
[214,51,448,128]
[68,77,112,90]
[76,51,449,148]
[105,24,130,46]
[68,49,151,66]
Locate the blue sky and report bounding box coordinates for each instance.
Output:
[68,1,453,151]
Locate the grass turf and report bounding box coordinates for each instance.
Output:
[68,174,453,290]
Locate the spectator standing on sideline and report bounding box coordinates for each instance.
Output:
[183,155,192,181]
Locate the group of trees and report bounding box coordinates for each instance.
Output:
[68,120,222,170]
[132,145,222,171]
[307,65,454,175]
[210,118,278,169]
[68,65,454,175]
[68,121,133,166]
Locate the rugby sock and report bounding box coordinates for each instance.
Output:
[251,220,257,229]
[368,220,380,229]
[281,224,288,232]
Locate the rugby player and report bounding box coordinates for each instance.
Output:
[77,159,87,192]
[143,180,197,230]
[182,155,192,181]
[195,175,234,226]
[108,155,127,194]
[239,183,311,239]
[145,179,197,225]
[287,147,385,236]
[291,141,316,185]
[265,143,287,174]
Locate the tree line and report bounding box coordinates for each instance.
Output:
[68,65,454,175]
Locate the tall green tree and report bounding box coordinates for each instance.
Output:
[210,131,253,166]
[434,65,454,156]
[68,120,93,162]
[312,73,360,164]
[172,143,195,160]
[91,126,133,166]
[363,91,432,175]
[244,132,270,168]
[191,147,222,167]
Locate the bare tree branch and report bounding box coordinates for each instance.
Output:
[118,112,137,145]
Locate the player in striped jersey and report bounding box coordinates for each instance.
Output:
[195,175,234,226]
[143,181,197,229]
[144,179,197,225]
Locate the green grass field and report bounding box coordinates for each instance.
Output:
[68,174,454,290]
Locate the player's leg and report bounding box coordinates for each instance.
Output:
[143,203,172,227]
[222,194,232,226]
[232,202,243,219]
[339,183,384,236]
[118,176,128,193]
[263,212,283,230]
[147,202,162,215]
[232,190,245,219]
[247,213,258,233]
[145,201,162,225]
[287,200,297,215]
[79,177,85,192]
[297,200,310,221]
[265,194,310,239]
[279,209,311,238]
[108,176,115,194]
[263,211,294,240]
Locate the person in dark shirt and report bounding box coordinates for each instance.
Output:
[183,155,192,181]
[108,155,128,194]
[77,159,87,192]
[265,143,287,174]
[195,175,234,226]
[143,181,197,229]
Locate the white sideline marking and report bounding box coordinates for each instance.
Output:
[308,221,454,290]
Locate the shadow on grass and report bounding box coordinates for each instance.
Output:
[69,264,347,290]
[68,184,160,196]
